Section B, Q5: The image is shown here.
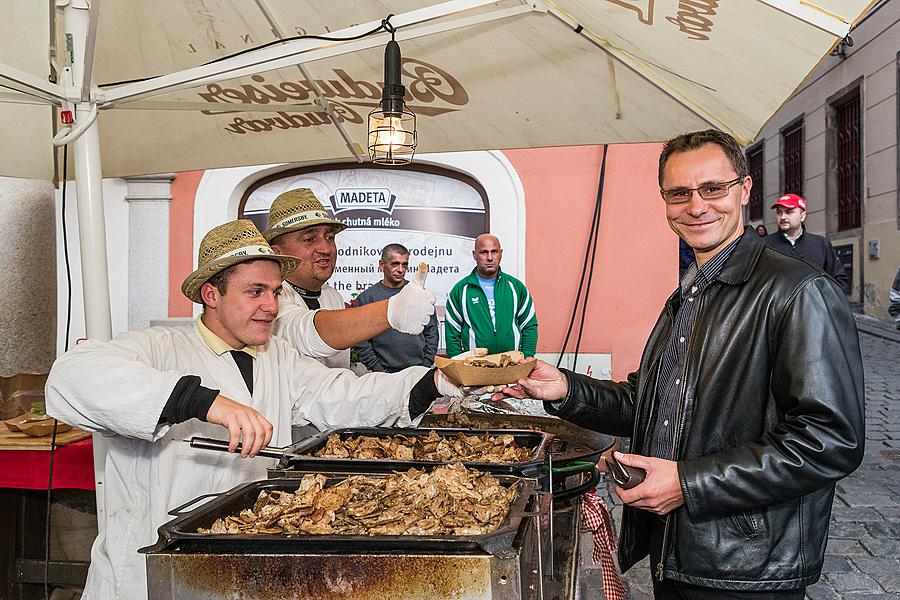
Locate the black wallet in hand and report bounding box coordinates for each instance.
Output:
[604,453,646,489]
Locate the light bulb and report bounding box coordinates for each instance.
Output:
[369,116,403,148]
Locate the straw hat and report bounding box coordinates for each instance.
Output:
[263,188,347,243]
[181,219,300,304]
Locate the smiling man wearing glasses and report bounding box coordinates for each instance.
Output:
[495,129,865,598]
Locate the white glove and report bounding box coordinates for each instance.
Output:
[435,369,465,398]
[387,280,435,335]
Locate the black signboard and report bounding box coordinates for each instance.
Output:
[834,244,853,296]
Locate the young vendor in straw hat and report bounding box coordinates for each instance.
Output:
[265,188,436,370]
[45,219,460,600]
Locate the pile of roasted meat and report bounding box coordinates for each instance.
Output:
[452,349,524,368]
[197,463,517,536]
[463,352,524,368]
[311,430,533,463]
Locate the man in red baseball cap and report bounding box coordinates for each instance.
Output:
[764,193,849,291]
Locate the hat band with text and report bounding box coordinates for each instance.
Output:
[272,210,331,230]
[216,244,275,262]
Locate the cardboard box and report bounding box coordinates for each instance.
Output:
[434,352,535,387]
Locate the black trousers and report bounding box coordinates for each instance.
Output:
[648,519,805,600]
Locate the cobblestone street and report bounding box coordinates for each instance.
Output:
[593,315,900,600]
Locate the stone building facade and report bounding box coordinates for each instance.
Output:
[747,0,899,319]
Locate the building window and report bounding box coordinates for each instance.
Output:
[782,123,803,196]
[835,92,861,231]
[746,144,764,221]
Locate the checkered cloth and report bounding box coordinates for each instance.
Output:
[580,489,626,600]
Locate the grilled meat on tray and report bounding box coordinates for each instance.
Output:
[312,430,531,462]
[198,463,518,536]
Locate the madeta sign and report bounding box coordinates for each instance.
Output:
[330,188,396,214]
[241,166,488,304]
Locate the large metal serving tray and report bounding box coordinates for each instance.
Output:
[274,427,553,478]
[140,473,544,558]
[142,473,556,600]
[420,413,615,467]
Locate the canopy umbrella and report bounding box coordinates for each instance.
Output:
[2,0,875,181]
[0,0,877,330]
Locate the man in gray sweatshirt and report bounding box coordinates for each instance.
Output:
[354,244,439,372]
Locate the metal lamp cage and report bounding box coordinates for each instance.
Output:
[367,107,417,165]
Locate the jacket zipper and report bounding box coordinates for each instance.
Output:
[656,294,700,581]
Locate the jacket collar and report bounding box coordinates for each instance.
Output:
[714,226,765,285]
[663,227,762,314]
[462,266,504,286]
[196,315,258,358]
[780,225,805,245]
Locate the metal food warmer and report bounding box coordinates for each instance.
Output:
[141,418,614,600]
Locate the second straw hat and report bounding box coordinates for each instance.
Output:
[264,188,347,243]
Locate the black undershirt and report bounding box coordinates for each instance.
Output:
[158,376,218,425]
[158,352,253,425]
[230,350,254,395]
[407,369,440,419]
[289,282,322,310]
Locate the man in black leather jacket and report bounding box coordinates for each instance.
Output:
[497,130,865,598]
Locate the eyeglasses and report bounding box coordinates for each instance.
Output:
[660,176,745,205]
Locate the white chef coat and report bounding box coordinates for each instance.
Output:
[45,319,427,599]
[274,282,350,369]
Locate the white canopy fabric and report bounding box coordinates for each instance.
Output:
[0,0,877,181]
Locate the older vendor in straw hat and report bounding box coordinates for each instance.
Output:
[46,219,458,600]
[265,188,435,369]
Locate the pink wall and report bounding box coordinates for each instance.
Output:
[504,144,677,380]
[171,146,677,378]
[169,171,202,318]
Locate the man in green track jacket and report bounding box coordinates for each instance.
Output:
[444,234,538,357]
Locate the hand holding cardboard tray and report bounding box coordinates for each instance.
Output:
[434,349,536,387]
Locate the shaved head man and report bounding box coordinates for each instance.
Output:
[444,234,537,357]
[473,234,502,279]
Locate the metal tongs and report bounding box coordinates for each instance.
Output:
[604,453,646,489]
[187,436,286,459]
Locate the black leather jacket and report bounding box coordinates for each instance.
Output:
[549,228,865,591]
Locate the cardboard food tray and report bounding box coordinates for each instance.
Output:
[4,413,73,436]
[434,353,535,387]
[0,427,90,450]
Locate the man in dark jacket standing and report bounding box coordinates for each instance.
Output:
[765,193,850,292]
[497,129,865,598]
[354,244,439,372]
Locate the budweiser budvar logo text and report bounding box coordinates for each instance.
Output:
[196,58,468,135]
[607,0,720,41]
